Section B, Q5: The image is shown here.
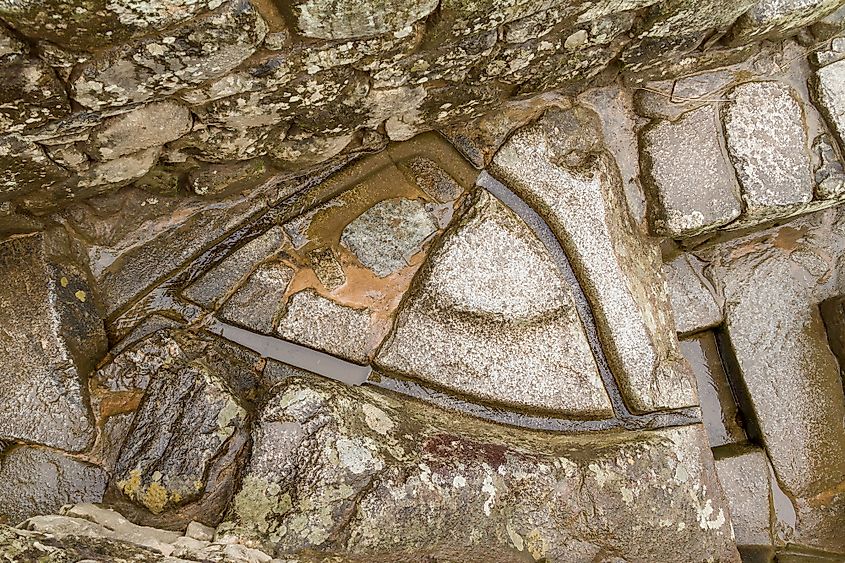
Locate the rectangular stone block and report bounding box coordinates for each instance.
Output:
[0,232,106,452]
[714,448,774,548]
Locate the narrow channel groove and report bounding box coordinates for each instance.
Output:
[109,157,702,433]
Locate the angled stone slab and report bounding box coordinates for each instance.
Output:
[714,448,774,550]
[813,59,845,152]
[665,254,724,336]
[223,376,740,562]
[0,231,106,452]
[492,107,697,413]
[376,189,611,417]
[701,211,845,501]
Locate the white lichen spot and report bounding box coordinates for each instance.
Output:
[697,498,726,530]
[336,437,383,475]
[506,523,524,552]
[362,403,394,435]
[452,475,466,489]
[481,472,497,517]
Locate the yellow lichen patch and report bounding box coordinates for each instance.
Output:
[118,469,143,498]
[60,276,69,287]
[143,481,169,514]
[74,290,87,302]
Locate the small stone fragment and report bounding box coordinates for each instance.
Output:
[340,198,439,277]
[722,82,814,221]
[219,261,294,334]
[186,520,215,541]
[0,447,107,524]
[76,147,161,189]
[184,226,285,308]
[640,106,742,236]
[664,254,723,335]
[276,289,376,364]
[715,448,774,553]
[813,59,845,151]
[83,101,193,161]
[307,247,346,290]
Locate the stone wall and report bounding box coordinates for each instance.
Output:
[0,0,844,214]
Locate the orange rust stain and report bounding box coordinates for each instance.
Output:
[98,390,144,418]
[772,226,807,252]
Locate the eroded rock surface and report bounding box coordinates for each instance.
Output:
[223,376,739,562]
[0,231,105,452]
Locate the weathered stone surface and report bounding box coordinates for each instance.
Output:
[219,261,294,334]
[492,107,697,413]
[678,333,748,448]
[71,0,267,110]
[84,101,193,161]
[108,330,253,529]
[722,81,814,220]
[665,254,723,336]
[730,0,844,43]
[184,226,285,308]
[340,197,440,277]
[0,58,70,133]
[224,376,739,561]
[0,0,219,52]
[813,59,845,151]
[292,0,437,39]
[0,521,172,562]
[701,210,845,500]
[640,106,742,236]
[77,146,161,189]
[0,136,69,200]
[714,448,774,548]
[276,289,377,364]
[377,189,611,415]
[0,448,107,524]
[813,133,845,199]
[0,231,105,452]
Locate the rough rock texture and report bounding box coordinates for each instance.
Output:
[377,189,611,416]
[219,261,294,334]
[814,59,845,150]
[340,198,439,277]
[102,329,255,529]
[492,107,697,413]
[701,207,845,553]
[722,81,814,220]
[0,448,108,524]
[0,231,106,452]
[223,376,739,561]
[184,226,286,307]
[276,289,378,364]
[665,254,723,336]
[83,101,193,161]
[640,106,742,237]
[714,448,774,549]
